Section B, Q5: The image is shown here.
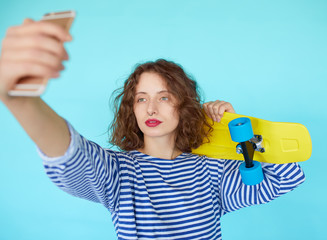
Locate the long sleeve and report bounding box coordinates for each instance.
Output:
[218,159,305,214]
[38,121,121,212]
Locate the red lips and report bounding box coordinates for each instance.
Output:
[145,119,162,127]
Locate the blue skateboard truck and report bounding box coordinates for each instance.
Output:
[228,117,264,185]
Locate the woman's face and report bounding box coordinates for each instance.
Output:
[133,72,180,140]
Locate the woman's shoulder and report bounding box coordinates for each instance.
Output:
[190,153,237,165]
[183,152,227,165]
[102,148,136,158]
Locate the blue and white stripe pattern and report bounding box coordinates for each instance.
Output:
[40,122,305,240]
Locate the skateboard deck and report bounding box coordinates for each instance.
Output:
[192,112,312,164]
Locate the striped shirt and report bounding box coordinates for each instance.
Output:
[40,122,305,240]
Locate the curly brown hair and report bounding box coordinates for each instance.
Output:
[109,59,213,153]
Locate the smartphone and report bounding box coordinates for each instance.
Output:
[8,10,76,97]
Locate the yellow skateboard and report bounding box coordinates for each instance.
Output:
[192,112,312,164]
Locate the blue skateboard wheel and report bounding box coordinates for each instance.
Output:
[228,117,254,142]
[239,161,264,185]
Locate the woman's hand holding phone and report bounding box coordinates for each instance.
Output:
[0,11,75,99]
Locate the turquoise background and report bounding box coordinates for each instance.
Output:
[0,0,326,239]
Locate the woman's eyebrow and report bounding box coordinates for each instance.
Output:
[158,90,170,94]
[135,90,170,95]
[135,91,147,95]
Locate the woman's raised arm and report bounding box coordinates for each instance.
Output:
[0,19,72,157]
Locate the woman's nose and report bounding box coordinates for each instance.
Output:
[147,100,158,116]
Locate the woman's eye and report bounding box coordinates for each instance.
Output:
[161,97,169,101]
[137,98,146,102]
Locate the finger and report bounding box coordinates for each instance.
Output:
[214,102,235,123]
[23,18,35,25]
[2,35,67,60]
[217,101,227,116]
[212,100,236,122]
[3,48,65,72]
[202,102,210,117]
[218,102,235,115]
[7,21,72,42]
[63,48,69,60]
[12,61,60,79]
[207,100,223,122]
[203,102,215,121]
[207,103,218,122]
[0,60,60,92]
[212,100,225,122]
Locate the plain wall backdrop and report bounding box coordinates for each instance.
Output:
[0,0,326,239]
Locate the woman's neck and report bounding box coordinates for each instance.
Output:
[138,136,182,160]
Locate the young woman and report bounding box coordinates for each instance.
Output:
[0,19,305,240]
